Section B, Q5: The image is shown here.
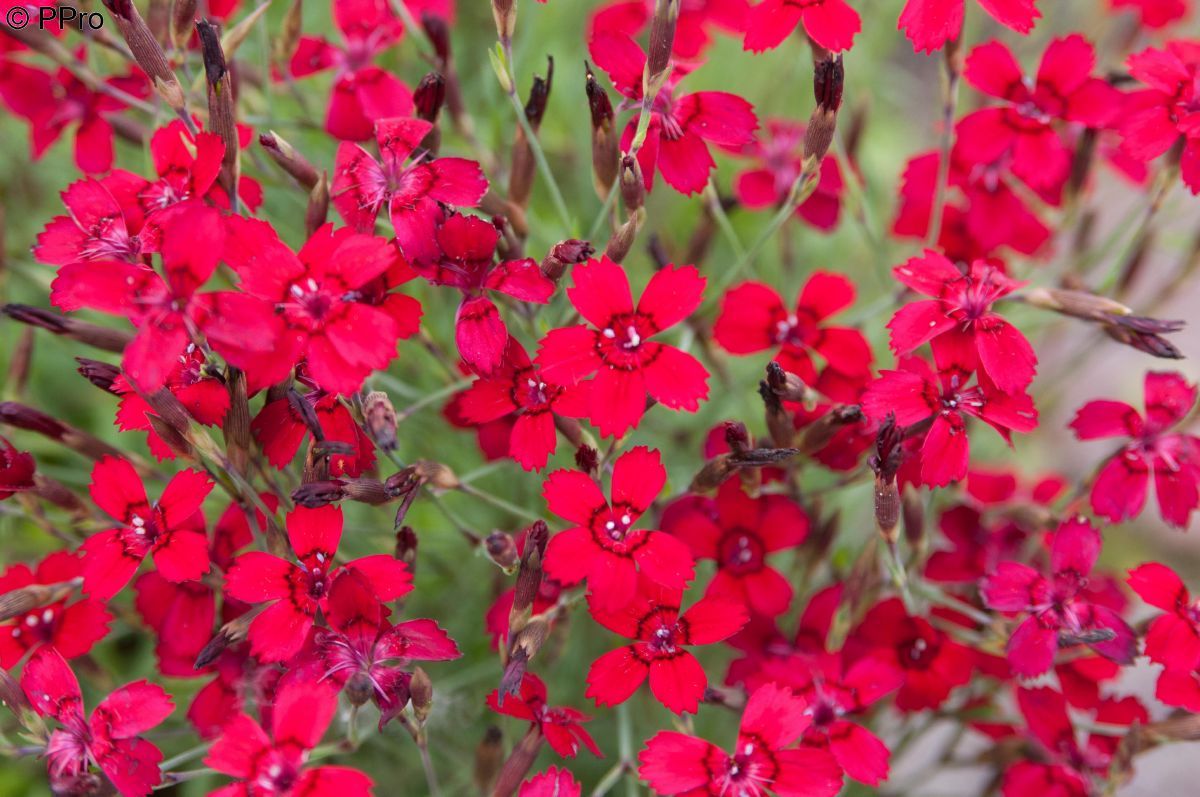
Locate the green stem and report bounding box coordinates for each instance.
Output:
[159,743,210,772]
[617,702,639,797]
[704,180,746,260]
[926,55,961,249]
[458,483,541,523]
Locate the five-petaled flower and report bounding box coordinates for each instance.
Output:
[981,518,1137,676]
[585,579,747,714]
[21,646,174,797]
[224,505,412,662]
[1069,371,1200,528]
[639,682,845,797]
[543,446,695,610]
[743,0,861,54]
[80,457,214,600]
[487,673,603,758]
[899,0,1041,54]
[537,257,710,438]
[1121,41,1200,194]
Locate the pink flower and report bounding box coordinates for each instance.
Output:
[1121,41,1200,193]
[887,250,1037,395]
[732,119,845,232]
[204,679,373,796]
[1127,562,1200,672]
[588,31,757,194]
[981,518,1137,676]
[21,646,173,797]
[0,551,111,668]
[487,673,602,758]
[1069,371,1200,528]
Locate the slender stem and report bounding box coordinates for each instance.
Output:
[926,52,961,249]
[159,743,210,772]
[591,760,632,797]
[617,702,639,797]
[459,483,541,523]
[417,737,442,797]
[704,180,746,260]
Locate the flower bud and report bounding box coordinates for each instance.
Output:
[197,20,239,206]
[395,526,418,573]
[603,209,644,263]
[362,391,398,451]
[541,239,593,281]
[273,0,303,67]
[0,402,124,462]
[413,460,460,491]
[485,531,520,573]
[345,671,374,707]
[491,0,516,45]
[765,361,818,408]
[74,358,121,394]
[409,667,433,725]
[619,154,644,213]
[259,132,320,190]
[758,380,794,448]
[306,172,330,238]
[509,57,553,210]
[0,578,79,621]
[492,728,544,797]
[474,727,504,795]
[3,304,133,352]
[171,0,196,50]
[644,0,679,97]
[586,62,619,198]
[102,0,186,112]
[575,445,600,475]
[800,405,863,454]
[414,72,447,122]
[0,439,35,501]
[689,453,735,492]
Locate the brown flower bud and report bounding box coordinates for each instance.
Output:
[414,72,446,122]
[195,610,257,668]
[75,358,121,394]
[644,0,679,96]
[102,0,186,112]
[586,62,620,198]
[492,728,545,797]
[758,380,795,448]
[0,402,125,462]
[306,172,330,238]
[409,667,433,725]
[259,132,319,190]
[197,20,239,206]
[273,0,304,67]
[474,727,504,795]
[345,671,374,707]
[541,239,593,281]
[491,0,516,45]
[813,54,844,112]
[362,391,398,451]
[395,526,418,571]
[509,56,553,210]
[765,361,818,408]
[0,579,80,622]
[619,154,644,213]
[689,453,735,492]
[413,460,460,491]
[603,209,644,263]
[485,531,520,573]
[575,444,600,475]
[3,304,133,353]
[800,405,863,454]
[171,0,197,50]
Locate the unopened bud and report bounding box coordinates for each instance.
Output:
[197,20,239,205]
[644,0,679,96]
[410,667,433,725]
[485,531,520,573]
[509,57,553,210]
[171,0,196,50]
[414,72,447,122]
[587,62,619,198]
[619,154,644,213]
[475,727,504,794]
[3,304,133,352]
[413,460,460,491]
[603,209,644,263]
[541,239,593,281]
[813,54,844,112]
[273,0,303,67]
[575,445,600,475]
[74,358,121,394]
[102,0,186,112]
[363,391,398,451]
[766,361,818,408]
[491,0,516,45]
[800,405,863,454]
[306,172,330,238]
[724,421,751,456]
[690,453,735,492]
[259,132,320,190]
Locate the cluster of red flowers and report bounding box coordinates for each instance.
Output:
[2,0,1200,795]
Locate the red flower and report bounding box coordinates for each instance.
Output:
[252,387,376,477]
[590,0,749,62]
[409,213,554,374]
[732,119,845,233]
[114,346,230,461]
[224,505,412,662]
[1001,688,1146,797]
[861,356,1038,487]
[0,59,147,174]
[287,0,424,141]
[585,580,747,714]
[80,457,213,600]
[221,217,421,395]
[887,250,1037,395]
[133,572,215,676]
[300,569,459,728]
[0,436,35,500]
[898,0,1040,54]
[537,257,709,438]
[981,518,1137,676]
[924,503,1030,583]
[892,150,1052,261]
[713,271,873,403]
[21,646,173,797]
[957,37,1119,192]
[457,337,578,471]
[1108,0,1189,28]
[487,673,602,758]
[638,682,844,797]
[139,121,226,217]
[542,446,695,610]
[204,679,373,796]
[1069,371,1200,528]
[1121,41,1200,193]
[333,117,488,263]
[743,0,860,53]
[50,201,234,392]
[0,551,111,668]
[1128,562,1200,672]
[848,598,974,711]
[519,767,581,797]
[588,32,757,194]
[660,480,808,617]
[35,172,152,266]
